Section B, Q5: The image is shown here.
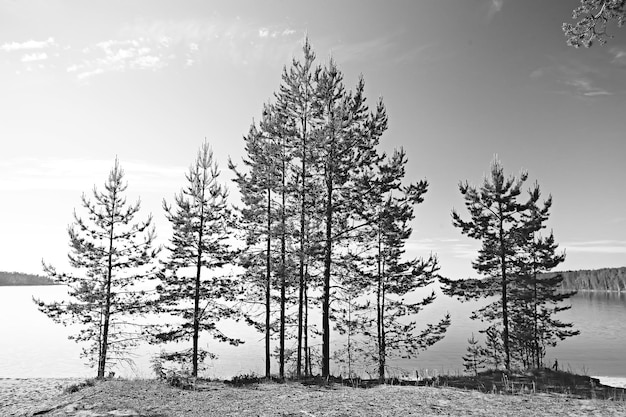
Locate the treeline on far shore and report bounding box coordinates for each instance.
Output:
[3,267,625,290]
[0,271,54,286]
[548,267,626,292]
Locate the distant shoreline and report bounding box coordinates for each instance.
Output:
[0,271,55,286]
[0,283,59,287]
[560,288,624,294]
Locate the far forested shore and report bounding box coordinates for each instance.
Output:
[3,267,625,290]
[0,271,55,286]
[550,267,626,292]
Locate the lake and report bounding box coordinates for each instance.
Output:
[1,285,624,387]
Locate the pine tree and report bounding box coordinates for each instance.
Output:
[482,325,504,370]
[149,141,241,377]
[230,120,281,379]
[357,149,450,382]
[563,0,626,47]
[35,158,158,378]
[262,101,298,379]
[511,183,579,368]
[440,157,528,371]
[463,333,486,376]
[315,61,380,377]
[274,38,320,377]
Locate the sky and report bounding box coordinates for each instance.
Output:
[1,0,625,279]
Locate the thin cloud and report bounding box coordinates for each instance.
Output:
[487,0,504,19]
[0,157,186,192]
[404,238,475,260]
[327,36,401,65]
[531,60,616,98]
[71,38,168,80]
[21,52,48,62]
[1,37,57,52]
[117,17,301,69]
[563,240,626,254]
[3,18,302,80]
[609,46,626,65]
[257,26,297,39]
[564,78,612,96]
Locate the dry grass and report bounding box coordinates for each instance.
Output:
[17,378,626,417]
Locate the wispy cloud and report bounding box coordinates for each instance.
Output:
[563,77,612,96]
[1,37,57,52]
[487,0,505,19]
[404,238,477,260]
[0,157,186,192]
[609,46,626,65]
[68,38,167,80]
[563,240,626,254]
[117,17,301,68]
[530,60,616,98]
[2,18,302,81]
[258,27,296,39]
[329,37,395,63]
[21,52,48,62]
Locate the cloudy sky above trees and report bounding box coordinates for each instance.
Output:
[1,0,625,278]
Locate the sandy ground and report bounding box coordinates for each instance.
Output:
[2,378,626,417]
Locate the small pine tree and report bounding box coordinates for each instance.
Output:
[35,158,158,378]
[462,333,486,376]
[482,325,504,370]
[440,157,528,371]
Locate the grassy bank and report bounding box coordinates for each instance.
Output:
[7,371,626,417]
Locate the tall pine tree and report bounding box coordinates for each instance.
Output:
[274,38,321,377]
[355,149,450,382]
[149,141,241,377]
[230,119,281,379]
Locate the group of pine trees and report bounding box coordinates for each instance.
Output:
[35,40,577,382]
[228,40,450,381]
[444,160,579,374]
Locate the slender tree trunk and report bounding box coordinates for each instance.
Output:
[303,265,309,377]
[376,225,385,383]
[98,196,116,379]
[322,163,333,377]
[321,110,336,378]
[498,202,510,371]
[347,291,352,378]
[296,129,307,379]
[533,250,539,368]
[192,198,206,378]
[279,140,287,379]
[265,187,272,379]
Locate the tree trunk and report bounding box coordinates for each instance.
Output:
[192,200,206,378]
[303,265,309,377]
[279,141,286,379]
[296,131,307,379]
[98,196,116,379]
[376,225,385,383]
[322,162,333,377]
[498,202,510,371]
[265,187,272,379]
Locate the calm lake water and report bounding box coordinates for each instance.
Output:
[1,285,624,387]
